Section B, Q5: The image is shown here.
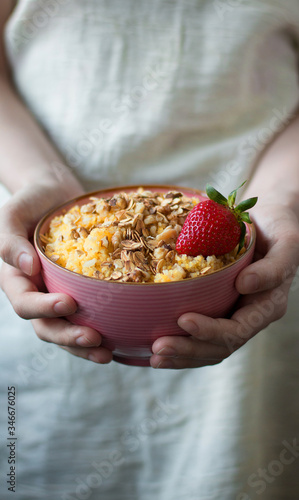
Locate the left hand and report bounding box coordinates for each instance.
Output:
[150,203,299,369]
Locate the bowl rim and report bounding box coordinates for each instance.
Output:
[34,184,256,286]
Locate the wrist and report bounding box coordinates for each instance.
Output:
[243,179,299,218]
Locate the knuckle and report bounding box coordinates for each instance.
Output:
[203,319,221,343]
[0,237,12,265]
[274,264,285,287]
[32,323,48,342]
[274,302,288,321]
[12,300,28,319]
[57,325,75,347]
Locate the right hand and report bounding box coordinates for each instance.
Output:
[0,181,113,364]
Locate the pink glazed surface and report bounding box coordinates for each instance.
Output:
[34,185,256,367]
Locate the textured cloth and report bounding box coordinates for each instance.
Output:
[1,1,299,499]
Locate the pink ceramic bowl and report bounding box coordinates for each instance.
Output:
[34,185,256,367]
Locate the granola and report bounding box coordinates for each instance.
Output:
[43,188,244,283]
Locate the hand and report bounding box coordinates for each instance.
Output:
[0,182,113,364]
[150,203,299,369]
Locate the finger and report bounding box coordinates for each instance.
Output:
[177,313,232,347]
[177,287,288,349]
[0,206,40,276]
[31,317,103,348]
[236,234,299,294]
[1,263,77,319]
[151,335,229,361]
[150,354,220,369]
[60,346,113,364]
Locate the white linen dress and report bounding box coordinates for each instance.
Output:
[1,1,299,499]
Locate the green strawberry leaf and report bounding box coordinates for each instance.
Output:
[235,197,258,213]
[240,212,252,224]
[227,191,237,208]
[227,180,247,208]
[206,184,227,206]
[238,222,247,253]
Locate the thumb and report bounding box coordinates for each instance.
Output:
[0,209,41,276]
[236,237,299,294]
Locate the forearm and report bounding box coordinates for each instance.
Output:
[0,77,83,196]
[244,110,299,217]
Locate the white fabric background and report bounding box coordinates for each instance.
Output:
[0,1,299,499]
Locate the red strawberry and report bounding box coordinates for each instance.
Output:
[176,181,257,257]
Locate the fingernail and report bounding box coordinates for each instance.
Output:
[242,273,259,293]
[19,253,33,276]
[154,359,174,369]
[53,301,73,315]
[88,354,100,363]
[156,346,177,356]
[76,336,100,347]
[178,319,198,336]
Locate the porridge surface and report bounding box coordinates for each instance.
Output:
[42,188,243,283]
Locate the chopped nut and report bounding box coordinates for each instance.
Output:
[128,269,144,282]
[116,195,127,209]
[135,202,145,214]
[81,203,96,213]
[201,266,212,275]
[49,254,60,262]
[144,215,156,225]
[70,229,79,239]
[112,229,122,249]
[93,270,104,279]
[108,197,117,206]
[101,236,109,248]
[149,225,157,237]
[156,226,178,243]
[173,224,182,234]
[165,191,183,199]
[153,247,168,260]
[78,227,89,238]
[161,198,173,206]
[111,271,123,280]
[113,259,123,269]
[172,197,183,205]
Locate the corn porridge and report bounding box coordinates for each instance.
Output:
[41,188,243,283]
